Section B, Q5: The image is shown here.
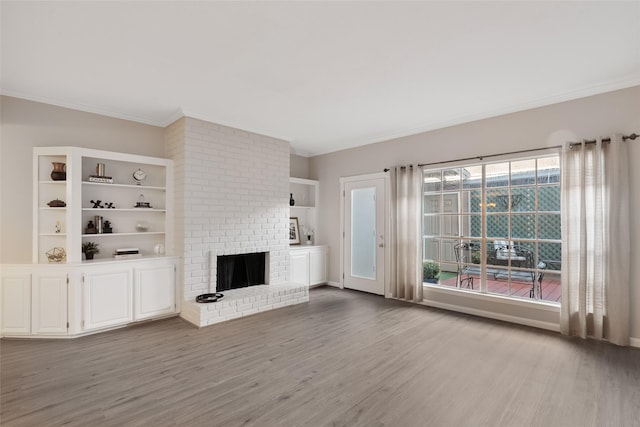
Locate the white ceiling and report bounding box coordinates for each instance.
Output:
[2,2,639,156]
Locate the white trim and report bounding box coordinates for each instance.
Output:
[417,298,560,332]
[289,177,319,186]
[2,90,163,127]
[339,180,345,289]
[178,110,292,143]
[308,76,640,157]
[162,108,186,128]
[340,172,388,183]
[630,337,640,348]
[424,284,561,312]
[326,281,341,288]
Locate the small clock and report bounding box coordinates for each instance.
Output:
[133,168,147,185]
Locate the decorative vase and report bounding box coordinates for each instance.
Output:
[289,193,295,206]
[50,162,66,181]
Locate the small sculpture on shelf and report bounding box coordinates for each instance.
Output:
[88,163,113,183]
[90,200,104,209]
[47,199,66,207]
[85,220,96,234]
[104,202,115,209]
[82,242,100,260]
[134,194,152,208]
[289,193,295,206]
[46,247,66,263]
[103,220,113,233]
[55,221,61,234]
[302,226,314,245]
[50,162,66,181]
[95,216,104,233]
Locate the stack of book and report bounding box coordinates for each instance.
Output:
[114,248,141,259]
[88,175,114,184]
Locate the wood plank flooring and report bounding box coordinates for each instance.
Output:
[2,286,639,426]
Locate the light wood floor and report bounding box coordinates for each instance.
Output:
[2,286,639,427]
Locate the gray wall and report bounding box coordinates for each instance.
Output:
[309,85,640,337]
[0,96,165,263]
[290,153,309,179]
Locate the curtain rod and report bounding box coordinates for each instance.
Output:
[568,132,639,149]
[382,132,638,171]
[383,145,561,171]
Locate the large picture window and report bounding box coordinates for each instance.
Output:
[422,155,561,303]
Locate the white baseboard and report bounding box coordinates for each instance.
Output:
[326,281,342,288]
[630,337,640,348]
[419,299,560,333]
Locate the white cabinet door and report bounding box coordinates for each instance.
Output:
[82,268,132,331]
[309,249,328,285]
[1,274,31,335]
[134,263,176,320]
[32,273,68,334]
[290,251,310,285]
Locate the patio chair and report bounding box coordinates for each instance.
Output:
[453,242,480,289]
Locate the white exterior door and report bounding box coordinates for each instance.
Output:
[343,178,386,295]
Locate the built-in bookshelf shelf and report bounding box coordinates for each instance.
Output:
[40,233,67,236]
[81,232,165,237]
[82,208,166,212]
[82,181,166,191]
[289,177,320,244]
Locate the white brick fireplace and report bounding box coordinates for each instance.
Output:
[166,117,308,327]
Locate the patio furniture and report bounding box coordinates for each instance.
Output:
[453,242,480,289]
[489,242,546,298]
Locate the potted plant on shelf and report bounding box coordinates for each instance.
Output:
[423,261,440,284]
[82,242,100,260]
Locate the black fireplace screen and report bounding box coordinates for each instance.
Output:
[217,252,266,292]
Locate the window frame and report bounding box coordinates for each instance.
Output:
[421,149,561,304]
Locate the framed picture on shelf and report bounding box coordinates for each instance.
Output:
[289,217,301,245]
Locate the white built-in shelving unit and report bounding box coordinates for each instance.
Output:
[289,177,328,286]
[33,146,173,263]
[1,147,179,339]
[289,177,319,245]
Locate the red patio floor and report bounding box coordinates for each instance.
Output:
[433,272,561,303]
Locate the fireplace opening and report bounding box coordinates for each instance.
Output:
[217,252,267,292]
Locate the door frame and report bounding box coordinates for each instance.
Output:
[339,172,390,296]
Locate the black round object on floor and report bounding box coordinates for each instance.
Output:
[195,293,224,303]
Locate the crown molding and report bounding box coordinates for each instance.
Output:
[0,89,165,127]
[177,109,292,144]
[308,76,640,157]
[3,74,639,157]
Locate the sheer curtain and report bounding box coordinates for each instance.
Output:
[390,165,423,301]
[561,135,630,346]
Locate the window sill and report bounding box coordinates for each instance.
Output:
[422,284,560,312]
